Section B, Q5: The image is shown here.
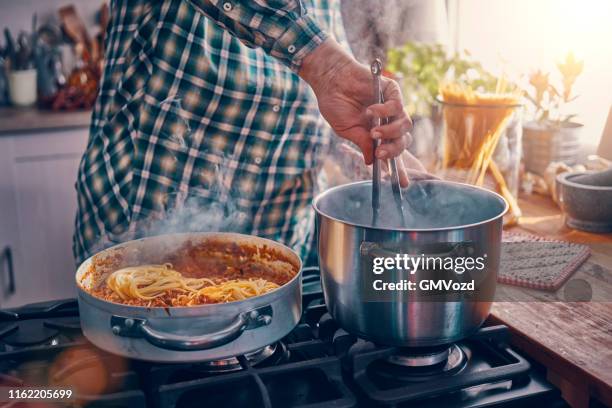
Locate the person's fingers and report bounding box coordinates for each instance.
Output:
[375,136,406,160]
[382,78,403,102]
[405,132,413,148]
[340,126,375,165]
[367,80,412,126]
[371,118,412,141]
[366,99,405,120]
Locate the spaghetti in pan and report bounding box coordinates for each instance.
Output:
[81,239,298,307]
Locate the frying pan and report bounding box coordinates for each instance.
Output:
[76,232,302,363]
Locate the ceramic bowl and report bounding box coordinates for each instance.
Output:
[556,171,612,233]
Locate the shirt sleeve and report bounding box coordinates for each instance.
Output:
[186,0,328,72]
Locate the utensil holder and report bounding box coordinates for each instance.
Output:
[8,69,37,107]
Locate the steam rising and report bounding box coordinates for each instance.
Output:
[85,95,250,261]
[340,0,449,63]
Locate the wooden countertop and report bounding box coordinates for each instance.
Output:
[0,107,91,135]
[490,193,612,408]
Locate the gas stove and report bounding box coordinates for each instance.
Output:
[0,268,567,407]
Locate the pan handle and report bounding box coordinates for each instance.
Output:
[110,305,273,351]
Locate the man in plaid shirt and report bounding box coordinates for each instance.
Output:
[73,0,417,265]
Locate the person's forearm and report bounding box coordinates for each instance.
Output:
[187,0,327,72]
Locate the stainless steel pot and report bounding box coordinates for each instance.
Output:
[313,180,507,347]
[76,232,302,363]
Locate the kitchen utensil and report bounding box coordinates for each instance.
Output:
[15,32,33,70]
[32,19,65,100]
[370,59,405,226]
[37,23,62,47]
[371,63,381,225]
[76,232,302,363]
[59,5,91,62]
[314,179,508,346]
[33,45,63,99]
[3,29,16,68]
[4,27,36,72]
[31,13,38,53]
[556,171,612,232]
[0,56,9,106]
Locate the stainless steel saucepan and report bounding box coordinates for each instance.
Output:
[313,180,508,347]
[75,232,302,363]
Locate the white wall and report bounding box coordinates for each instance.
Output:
[0,0,103,37]
[455,0,612,148]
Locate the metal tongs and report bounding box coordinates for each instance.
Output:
[371,59,406,226]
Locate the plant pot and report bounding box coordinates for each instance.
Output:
[522,121,582,176]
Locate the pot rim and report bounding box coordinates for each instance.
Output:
[75,232,303,314]
[557,171,612,192]
[313,180,509,232]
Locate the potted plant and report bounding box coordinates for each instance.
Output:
[523,52,584,175]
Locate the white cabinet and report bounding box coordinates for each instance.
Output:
[0,138,21,307]
[0,128,88,307]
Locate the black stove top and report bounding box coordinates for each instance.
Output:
[0,268,567,408]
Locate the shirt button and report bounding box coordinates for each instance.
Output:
[287,45,296,53]
[272,105,280,112]
[223,2,232,11]
[254,157,262,164]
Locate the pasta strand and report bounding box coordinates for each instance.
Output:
[106,264,280,305]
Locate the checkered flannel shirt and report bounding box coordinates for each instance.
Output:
[73,0,348,264]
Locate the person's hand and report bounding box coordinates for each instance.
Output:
[300,39,413,185]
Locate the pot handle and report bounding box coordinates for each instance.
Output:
[110,305,273,351]
[360,241,473,259]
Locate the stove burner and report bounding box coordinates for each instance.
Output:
[372,344,467,383]
[193,343,286,374]
[1,320,59,347]
[387,344,452,368]
[0,294,562,408]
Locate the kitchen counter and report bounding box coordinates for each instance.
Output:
[490,193,612,408]
[0,106,91,134]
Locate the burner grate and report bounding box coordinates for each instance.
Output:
[344,325,531,405]
[0,299,85,354]
[157,355,356,408]
[0,273,563,408]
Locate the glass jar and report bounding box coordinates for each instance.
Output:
[436,100,523,223]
